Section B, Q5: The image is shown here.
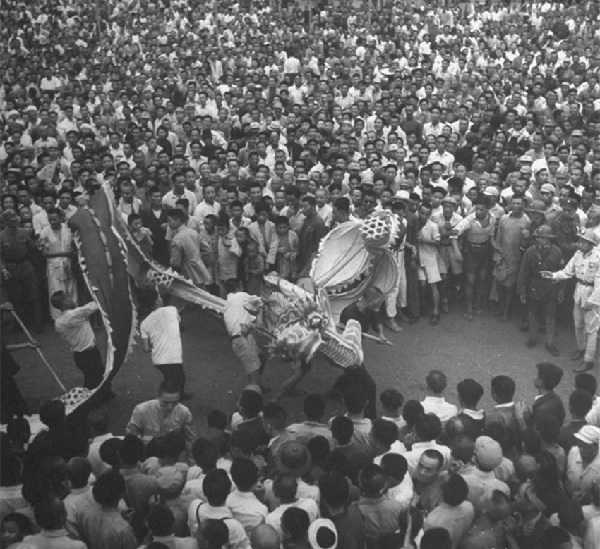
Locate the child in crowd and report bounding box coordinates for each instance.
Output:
[216,214,241,295]
[1,513,33,548]
[274,216,298,282]
[243,240,265,296]
[128,213,154,257]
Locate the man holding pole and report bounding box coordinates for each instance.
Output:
[51,291,114,400]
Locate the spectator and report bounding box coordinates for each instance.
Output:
[126,380,196,458]
[226,457,268,535]
[265,474,319,537]
[421,370,458,426]
[423,474,474,549]
[23,496,86,549]
[79,471,138,549]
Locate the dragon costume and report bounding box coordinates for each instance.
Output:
[52,194,400,413]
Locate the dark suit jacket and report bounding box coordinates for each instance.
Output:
[140,207,170,266]
[530,391,566,427]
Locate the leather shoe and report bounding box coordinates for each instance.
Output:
[571,349,585,361]
[384,318,402,332]
[574,362,595,373]
[545,344,559,357]
[526,338,537,348]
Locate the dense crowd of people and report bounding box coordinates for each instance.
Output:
[4,366,600,549]
[4,0,600,546]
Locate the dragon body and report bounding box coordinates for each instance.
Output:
[64,187,137,412]
[48,198,399,414]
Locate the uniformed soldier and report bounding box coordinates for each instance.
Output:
[0,209,43,331]
[542,228,600,372]
[517,225,564,356]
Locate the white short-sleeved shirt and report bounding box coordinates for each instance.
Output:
[140,306,182,365]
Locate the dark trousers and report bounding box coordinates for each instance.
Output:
[73,346,104,390]
[529,299,557,346]
[155,363,185,393]
[332,364,377,420]
[405,260,420,320]
[5,261,42,327]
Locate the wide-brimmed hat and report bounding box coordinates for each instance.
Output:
[276,441,311,477]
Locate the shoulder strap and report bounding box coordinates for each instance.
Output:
[196,500,204,526]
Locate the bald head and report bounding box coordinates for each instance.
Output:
[451,435,475,464]
[514,454,538,483]
[251,524,281,549]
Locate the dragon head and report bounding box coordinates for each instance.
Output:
[310,211,399,320]
[259,275,330,362]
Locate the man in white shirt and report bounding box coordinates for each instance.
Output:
[33,192,57,235]
[52,292,110,396]
[194,183,221,222]
[421,369,458,425]
[139,287,190,399]
[188,470,250,549]
[427,136,455,176]
[264,474,319,536]
[226,458,268,535]
[162,172,198,216]
[403,413,451,476]
[316,189,333,227]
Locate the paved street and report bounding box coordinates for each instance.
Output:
[4,303,582,434]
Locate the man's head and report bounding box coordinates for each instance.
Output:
[534,362,563,392]
[486,489,512,522]
[416,449,444,485]
[166,207,185,230]
[358,464,386,497]
[33,496,67,531]
[457,379,484,410]
[380,453,408,486]
[203,469,232,507]
[230,457,260,492]
[157,380,181,414]
[146,503,175,537]
[442,474,468,507]
[369,419,399,454]
[251,524,281,549]
[331,415,354,445]
[50,290,76,312]
[303,393,326,422]
[119,434,145,468]
[318,470,349,510]
[92,471,126,508]
[569,389,594,420]
[490,375,516,404]
[63,453,90,491]
[281,507,310,545]
[343,386,368,416]
[425,370,447,395]
[273,473,298,503]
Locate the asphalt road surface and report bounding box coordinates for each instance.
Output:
[4,302,584,435]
